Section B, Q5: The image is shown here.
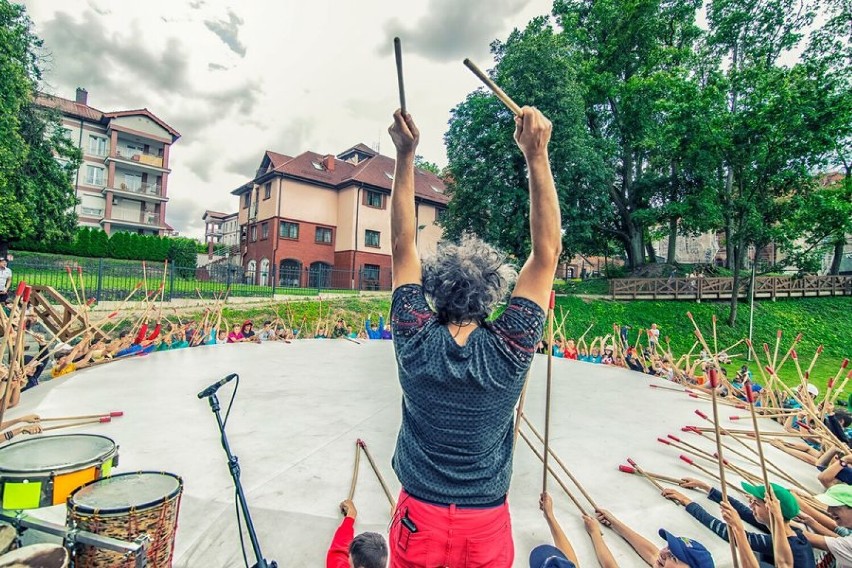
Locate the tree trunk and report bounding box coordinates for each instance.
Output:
[645,238,657,264]
[830,239,844,275]
[728,243,743,326]
[625,231,644,271]
[724,219,734,270]
[0,241,8,259]
[667,218,678,264]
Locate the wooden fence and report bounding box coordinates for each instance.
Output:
[609,275,852,301]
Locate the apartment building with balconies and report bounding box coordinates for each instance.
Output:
[231,145,448,289]
[36,88,180,236]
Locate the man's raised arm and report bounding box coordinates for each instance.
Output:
[388,110,421,290]
[511,106,562,311]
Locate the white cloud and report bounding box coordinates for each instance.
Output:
[25,0,553,238]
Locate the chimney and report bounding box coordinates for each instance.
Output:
[75,87,88,105]
[323,154,335,172]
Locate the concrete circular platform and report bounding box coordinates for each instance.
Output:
[5,341,822,567]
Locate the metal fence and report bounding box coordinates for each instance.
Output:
[11,256,393,303]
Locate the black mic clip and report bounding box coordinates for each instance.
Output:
[197,373,238,399]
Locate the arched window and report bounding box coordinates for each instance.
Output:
[308,261,332,289]
[280,259,302,287]
[259,258,270,287]
[245,260,256,285]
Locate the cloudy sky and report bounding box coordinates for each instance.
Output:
[25,0,554,238]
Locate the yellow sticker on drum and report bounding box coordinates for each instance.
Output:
[101,458,113,477]
[2,481,42,510]
[53,467,96,506]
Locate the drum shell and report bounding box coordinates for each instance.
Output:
[66,472,183,568]
[0,435,118,510]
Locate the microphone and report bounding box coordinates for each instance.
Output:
[197,373,238,399]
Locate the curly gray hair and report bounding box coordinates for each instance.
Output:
[422,234,517,324]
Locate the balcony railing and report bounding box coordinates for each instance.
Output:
[104,210,163,228]
[114,149,164,168]
[111,181,163,197]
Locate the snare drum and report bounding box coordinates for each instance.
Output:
[0,435,118,510]
[67,471,183,568]
[0,543,69,567]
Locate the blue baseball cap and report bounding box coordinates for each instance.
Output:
[529,544,576,568]
[659,529,714,568]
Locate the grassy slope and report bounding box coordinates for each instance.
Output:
[207,295,851,396]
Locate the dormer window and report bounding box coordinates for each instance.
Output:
[311,161,323,170]
[430,185,444,194]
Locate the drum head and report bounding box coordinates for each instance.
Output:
[0,543,69,567]
[69,472,182,514]
[0,435,116,474]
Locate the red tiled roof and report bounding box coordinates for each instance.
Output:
[266,151,293,170]
[35,94,180,140]
[235,145,448,206]
[35,93,104,122]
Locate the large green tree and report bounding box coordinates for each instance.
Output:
[443,17,610,261]
[706,0,846,323]
[0,0,81,258]
[551,0,710,269]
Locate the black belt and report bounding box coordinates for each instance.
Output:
[405,489,506,509]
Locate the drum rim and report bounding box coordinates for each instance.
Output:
[0,434,117,474]
[68,471,183,515]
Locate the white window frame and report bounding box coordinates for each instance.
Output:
[85,165,105,186]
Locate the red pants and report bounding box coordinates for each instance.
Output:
[389,490,514,568]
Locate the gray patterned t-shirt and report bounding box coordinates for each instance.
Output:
[390,284,545,506]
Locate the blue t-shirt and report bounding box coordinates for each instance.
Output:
[391,284,545,506]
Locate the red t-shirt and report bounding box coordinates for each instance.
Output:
[326,516,354,568]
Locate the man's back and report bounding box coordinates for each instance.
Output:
[391,284,544,505]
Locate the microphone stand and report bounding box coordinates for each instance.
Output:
[207,392,277,568]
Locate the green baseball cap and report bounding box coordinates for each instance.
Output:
[816,484,852,508]
[740,482,799,520]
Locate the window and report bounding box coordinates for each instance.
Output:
[245,260,256,284]
[363,264,380,280]
[250,225,257,242]
[81,206,103,217]
[384,172,394,180]
[259,259,270,286]
[365,230,380,248]
[243,193,251,209]
[264,182,271,200]
[279,259,302,287]
[311,161,324,170]
[365,190,384,208]
[315,227,332,244]
[280,221,299,240]
[430,184,444,194]
[88,135,107,156]
[436,208,447,222]
[261,222,269,240]
[308,262,332,288]
[85,165,104,186]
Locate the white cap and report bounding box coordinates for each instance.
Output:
[806,383,819,397]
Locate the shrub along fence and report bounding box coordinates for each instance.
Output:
[10,257,392,303]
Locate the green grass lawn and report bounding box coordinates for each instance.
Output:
[199,295,851,397]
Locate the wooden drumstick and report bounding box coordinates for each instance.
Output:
[542,290,555,494]
[462,58,522,116]
[41,417,111,432]
[626,458,664,492]
[519,429,587,515]
[617,465,682,485]
[358,439,396,512]
[38,411,123,422]
[522,413,599,510]
[348,439,361,501]
[706,367,740,568]
[393,37,406,114]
